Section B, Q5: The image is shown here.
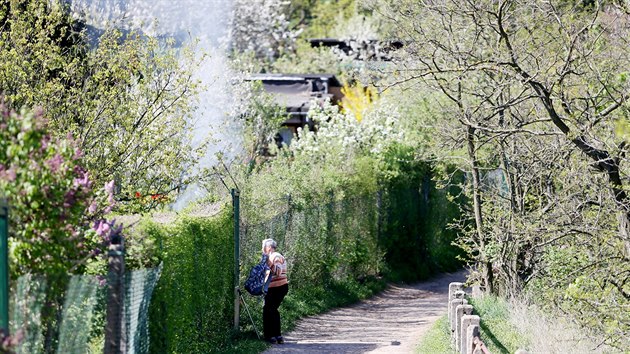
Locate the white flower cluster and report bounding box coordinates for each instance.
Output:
[290,99,406,164]
[230,0,302,61]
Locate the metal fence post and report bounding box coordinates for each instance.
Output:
[105,239,126,354]
[0,199,9,336]
[232,189,240,331]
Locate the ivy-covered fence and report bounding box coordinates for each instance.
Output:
[147,212,234,353]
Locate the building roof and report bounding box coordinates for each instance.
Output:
[245,73,343,112]
[245,73,342,87]
[308,38,404,61]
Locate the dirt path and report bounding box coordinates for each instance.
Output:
[263,270,467,354]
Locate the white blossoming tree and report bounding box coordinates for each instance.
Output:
[230,0,302,61]
[239,96,411,215]
[291,99,406,166]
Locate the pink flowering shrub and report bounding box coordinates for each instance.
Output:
[0,328,23,354]
[0,105,120,278]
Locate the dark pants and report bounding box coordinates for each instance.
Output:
[263,284,289,339]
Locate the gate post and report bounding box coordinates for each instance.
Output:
[0,199,9,335]
[105,239,126,353]
[232,189,240,331]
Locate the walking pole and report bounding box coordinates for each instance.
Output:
[238,289,261,340]
[0,199,9,336]
[232,189,240,331]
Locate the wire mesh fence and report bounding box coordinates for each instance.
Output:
[238,192,382,292]
[235,192,384,336]
[4,169,445,352]
[124,265,162,354]
[9,263,162,354]
[11,274,47,354]
[56,275,101,354]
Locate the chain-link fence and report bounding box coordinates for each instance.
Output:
[235,167,462,320]
[9,263,162,354]
[235,192,383,336]
[124,265,162,353]
[238,192,382,295]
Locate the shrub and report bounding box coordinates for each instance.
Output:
[0,105,116,279]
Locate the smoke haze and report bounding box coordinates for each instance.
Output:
[68,0,242,209]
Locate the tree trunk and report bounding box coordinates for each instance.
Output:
[466,126,494,293]
[616,208,630,258]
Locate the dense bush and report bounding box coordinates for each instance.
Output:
[0,105,118,279]
[425,165,467,274]
[0,104,126,353]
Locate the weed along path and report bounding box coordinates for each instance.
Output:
[263,270,467,354]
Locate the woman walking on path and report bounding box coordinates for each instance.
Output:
[262,238,289,344]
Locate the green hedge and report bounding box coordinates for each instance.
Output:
[146,211,234,353]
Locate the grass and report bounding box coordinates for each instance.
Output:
[416,315,455,354]
[215,334,268,354]
[416,295,527,354]
[469,295,528,353]
[507,298,619,354]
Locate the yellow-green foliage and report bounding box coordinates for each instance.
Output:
[341,83,378,122]
[288,0,358,39]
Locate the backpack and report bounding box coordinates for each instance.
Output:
[244,254,272,296]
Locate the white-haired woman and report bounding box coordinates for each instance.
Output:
[261,238,288,344]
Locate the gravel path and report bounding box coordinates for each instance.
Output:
[263,270,467,354]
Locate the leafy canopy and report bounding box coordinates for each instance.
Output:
[0,0,204,212]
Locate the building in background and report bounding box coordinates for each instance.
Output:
[245,73,344,147]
